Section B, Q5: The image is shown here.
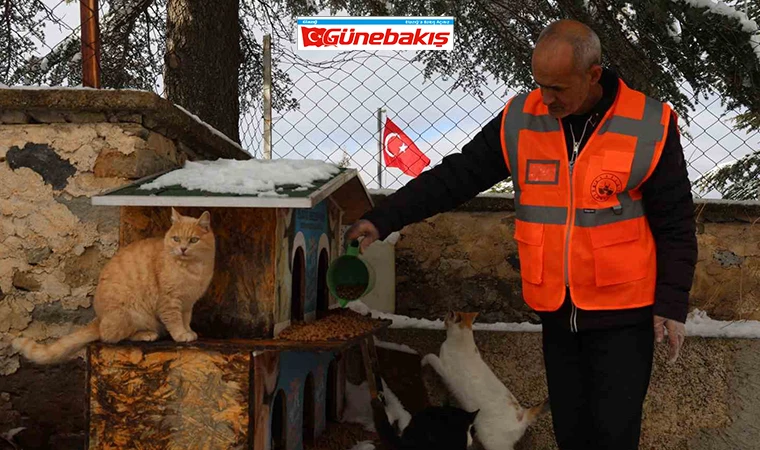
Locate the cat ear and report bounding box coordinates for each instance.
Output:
[460,312,478,328]
[445,311,460,325]
[197,211,211,231]
[171,207,181,223]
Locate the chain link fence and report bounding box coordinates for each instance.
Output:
[1,0,87,87]
[256,43,760,197]
[3,1,758,199]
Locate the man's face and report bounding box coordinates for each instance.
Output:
[531,41,600,118]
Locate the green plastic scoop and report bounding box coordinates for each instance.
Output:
[327,240,376,307]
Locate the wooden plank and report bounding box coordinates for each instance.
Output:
[360,337,382,401]
[88,318,391,354]
[328,175,374,224]
[252,350,280,450]
[97,194,314,208]
[88,345,251,449]
[335,351,347,422]
[119,206,278,339]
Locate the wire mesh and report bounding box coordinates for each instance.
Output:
[2,1,758,199]
[246,43,759,198]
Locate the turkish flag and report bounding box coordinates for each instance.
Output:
[382,117,430,178]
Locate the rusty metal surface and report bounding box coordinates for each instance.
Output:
[87,345,250,449]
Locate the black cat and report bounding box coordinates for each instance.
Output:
[372,397,479,450]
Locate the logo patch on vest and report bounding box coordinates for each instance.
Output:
[590,173,623,202]
[525,159,560,185]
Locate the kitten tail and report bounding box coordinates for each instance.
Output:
[12,320,101,365]
[371,398,403,449]
[522,397,550,425]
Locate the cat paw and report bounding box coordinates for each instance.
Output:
[130,331,160,342]
[420,354,432,367]
[173,330,198,342]
[11,337,31,352]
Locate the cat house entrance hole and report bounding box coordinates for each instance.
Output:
[271,389,287,450]
[303,372,315,444]
[317,249,329,317]
[291,247,306,322]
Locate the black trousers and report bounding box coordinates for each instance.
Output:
[542,318,655,450]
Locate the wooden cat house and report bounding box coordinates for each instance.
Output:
[86,159,390,450]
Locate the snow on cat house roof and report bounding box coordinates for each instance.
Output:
[91,158,374,222]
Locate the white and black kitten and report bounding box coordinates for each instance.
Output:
[372,397,479,450]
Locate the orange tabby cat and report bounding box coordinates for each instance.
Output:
[13,208,216,364]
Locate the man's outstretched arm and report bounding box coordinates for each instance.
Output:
[348,110,511,248]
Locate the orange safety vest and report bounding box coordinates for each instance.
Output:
[499,79,672,312]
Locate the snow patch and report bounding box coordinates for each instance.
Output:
[686,309,760,338]
[668,18,683,43]
[349,302,760,338]
[674,0,760,64]
[0,85,97,91]
[137,158,341,196]
[373,336,418,354]
[347,301,542,332]
[172,104,246,152]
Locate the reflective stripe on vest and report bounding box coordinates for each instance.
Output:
[503,95,665,227]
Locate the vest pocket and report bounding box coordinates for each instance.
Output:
[601,150,634,174]
[588,219,647,286]
[513,220,544,284]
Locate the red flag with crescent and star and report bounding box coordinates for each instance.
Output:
[382,117,430,178]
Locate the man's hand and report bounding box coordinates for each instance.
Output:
[654,315,686,364]
[344,219,380,253]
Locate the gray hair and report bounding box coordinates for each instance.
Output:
[536,20,602,70]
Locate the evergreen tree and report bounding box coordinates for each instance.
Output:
[2,0,758,197]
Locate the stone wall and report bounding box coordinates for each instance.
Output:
[368,192,760,323]
[0,88,247,448]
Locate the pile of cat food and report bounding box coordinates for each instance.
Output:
[277,308,387,341]
[336,284,367,300]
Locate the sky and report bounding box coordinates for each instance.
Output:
[25,1,760,197]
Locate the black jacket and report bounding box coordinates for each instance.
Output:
[362,69,698,331]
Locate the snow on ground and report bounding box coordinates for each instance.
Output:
[138,158,341,196]
[373,336,418,355]
[349,301,760,338]
[686,309,760,338]
[348,301,542,332]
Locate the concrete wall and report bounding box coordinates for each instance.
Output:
[0,88,247,448]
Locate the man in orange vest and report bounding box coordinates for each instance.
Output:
[346,19,697,450]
